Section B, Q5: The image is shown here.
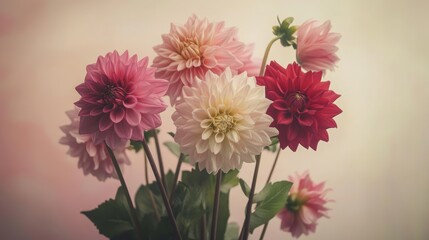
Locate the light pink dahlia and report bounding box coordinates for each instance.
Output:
[153,15,259,105]
[296,20,341,73]
[277,171,331,238]
[60,109,130,181]
[75,51,168,149]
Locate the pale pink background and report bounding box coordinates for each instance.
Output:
[1,0,428,239]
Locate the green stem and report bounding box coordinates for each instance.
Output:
[239,154,262,240]
[142,139,182,240]
[259,223,269,240]
[260,147,282,240]
[266,147,281,184]
[201,213,207,240]
[210,171,223,240]
[105,143,143,240]
[143,150,161,222]
[153,129,167,189]
[259,36,282,76]
[170,153,185,203]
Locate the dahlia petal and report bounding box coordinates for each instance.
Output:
[125,108,141,126]
[110,107,125,123]
[60,109,130,181]
[114,121,132,139]
[298,115,314,127]
[79,116,100,134]
[99,114,113,131]
[123,95,138,108]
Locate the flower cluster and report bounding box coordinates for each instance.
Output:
[60,15,342,240]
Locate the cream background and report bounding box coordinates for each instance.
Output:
[0,0,428,239]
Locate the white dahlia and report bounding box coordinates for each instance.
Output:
[172,69,278,173]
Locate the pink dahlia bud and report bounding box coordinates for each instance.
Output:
[277,171,331,238]
[256,61,342,151]
[153,15,259,105]
[60,109,130,181]
[74,51,168,149]
[296,20,341,73]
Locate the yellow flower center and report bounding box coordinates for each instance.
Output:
[212,114,236,134]
[180,39,201,60]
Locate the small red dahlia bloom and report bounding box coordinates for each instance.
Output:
[256,62,341,151]
[75,51,168,149]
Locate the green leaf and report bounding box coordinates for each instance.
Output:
[145,129,160,141]
[129,140,143,153]
[81,199,134,238]
[163,141,181,157]
[115,186,129,210]
[224,222,239,240]
[249,181,293,233]
[239,178,250,197]
[135,185,164,217]
[220,169,239,193]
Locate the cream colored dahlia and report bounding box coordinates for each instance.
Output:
[172,69,278,173]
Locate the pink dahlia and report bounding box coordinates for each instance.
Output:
[296,20,341,73]
[153,15,259,105]
[256,61,342,151]
[277,171,331,238]
[60,109,130,181]
[75,51,168,149]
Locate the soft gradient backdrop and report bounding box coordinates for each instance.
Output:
[1,0,428,239]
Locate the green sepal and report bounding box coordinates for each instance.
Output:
[272,16,297,47]
[264,136,279,152]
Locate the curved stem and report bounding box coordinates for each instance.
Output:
[260,147,282,240]
[259,36,282,76]
[259,221,269,240]
[266,147,281,184]
[210,171,223,240]
[239,154,262,240]
[143,150,161,222]
[144,151,149,185]
[142,139,182,240]
[105,143,143,240]
[153,129,166,188]
[170,153,185,203]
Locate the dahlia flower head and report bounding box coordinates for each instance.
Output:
[75,51,168,149]
[153,15,259,105]
[277,171,331,238]
[173,68,278,173]
[60,109,130,181]
[296,20,341,73]
[256,61,342,151]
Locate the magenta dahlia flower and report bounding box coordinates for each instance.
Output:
[296,20,341,73]
[60,109,130,181]
[74,51,168,149]
[277,171,331,238]
[153,15,259,105]
[256,61,342,151]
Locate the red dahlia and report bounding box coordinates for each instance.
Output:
[256,62,342,151]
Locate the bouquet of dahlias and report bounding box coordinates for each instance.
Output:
[60,15,341,240]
